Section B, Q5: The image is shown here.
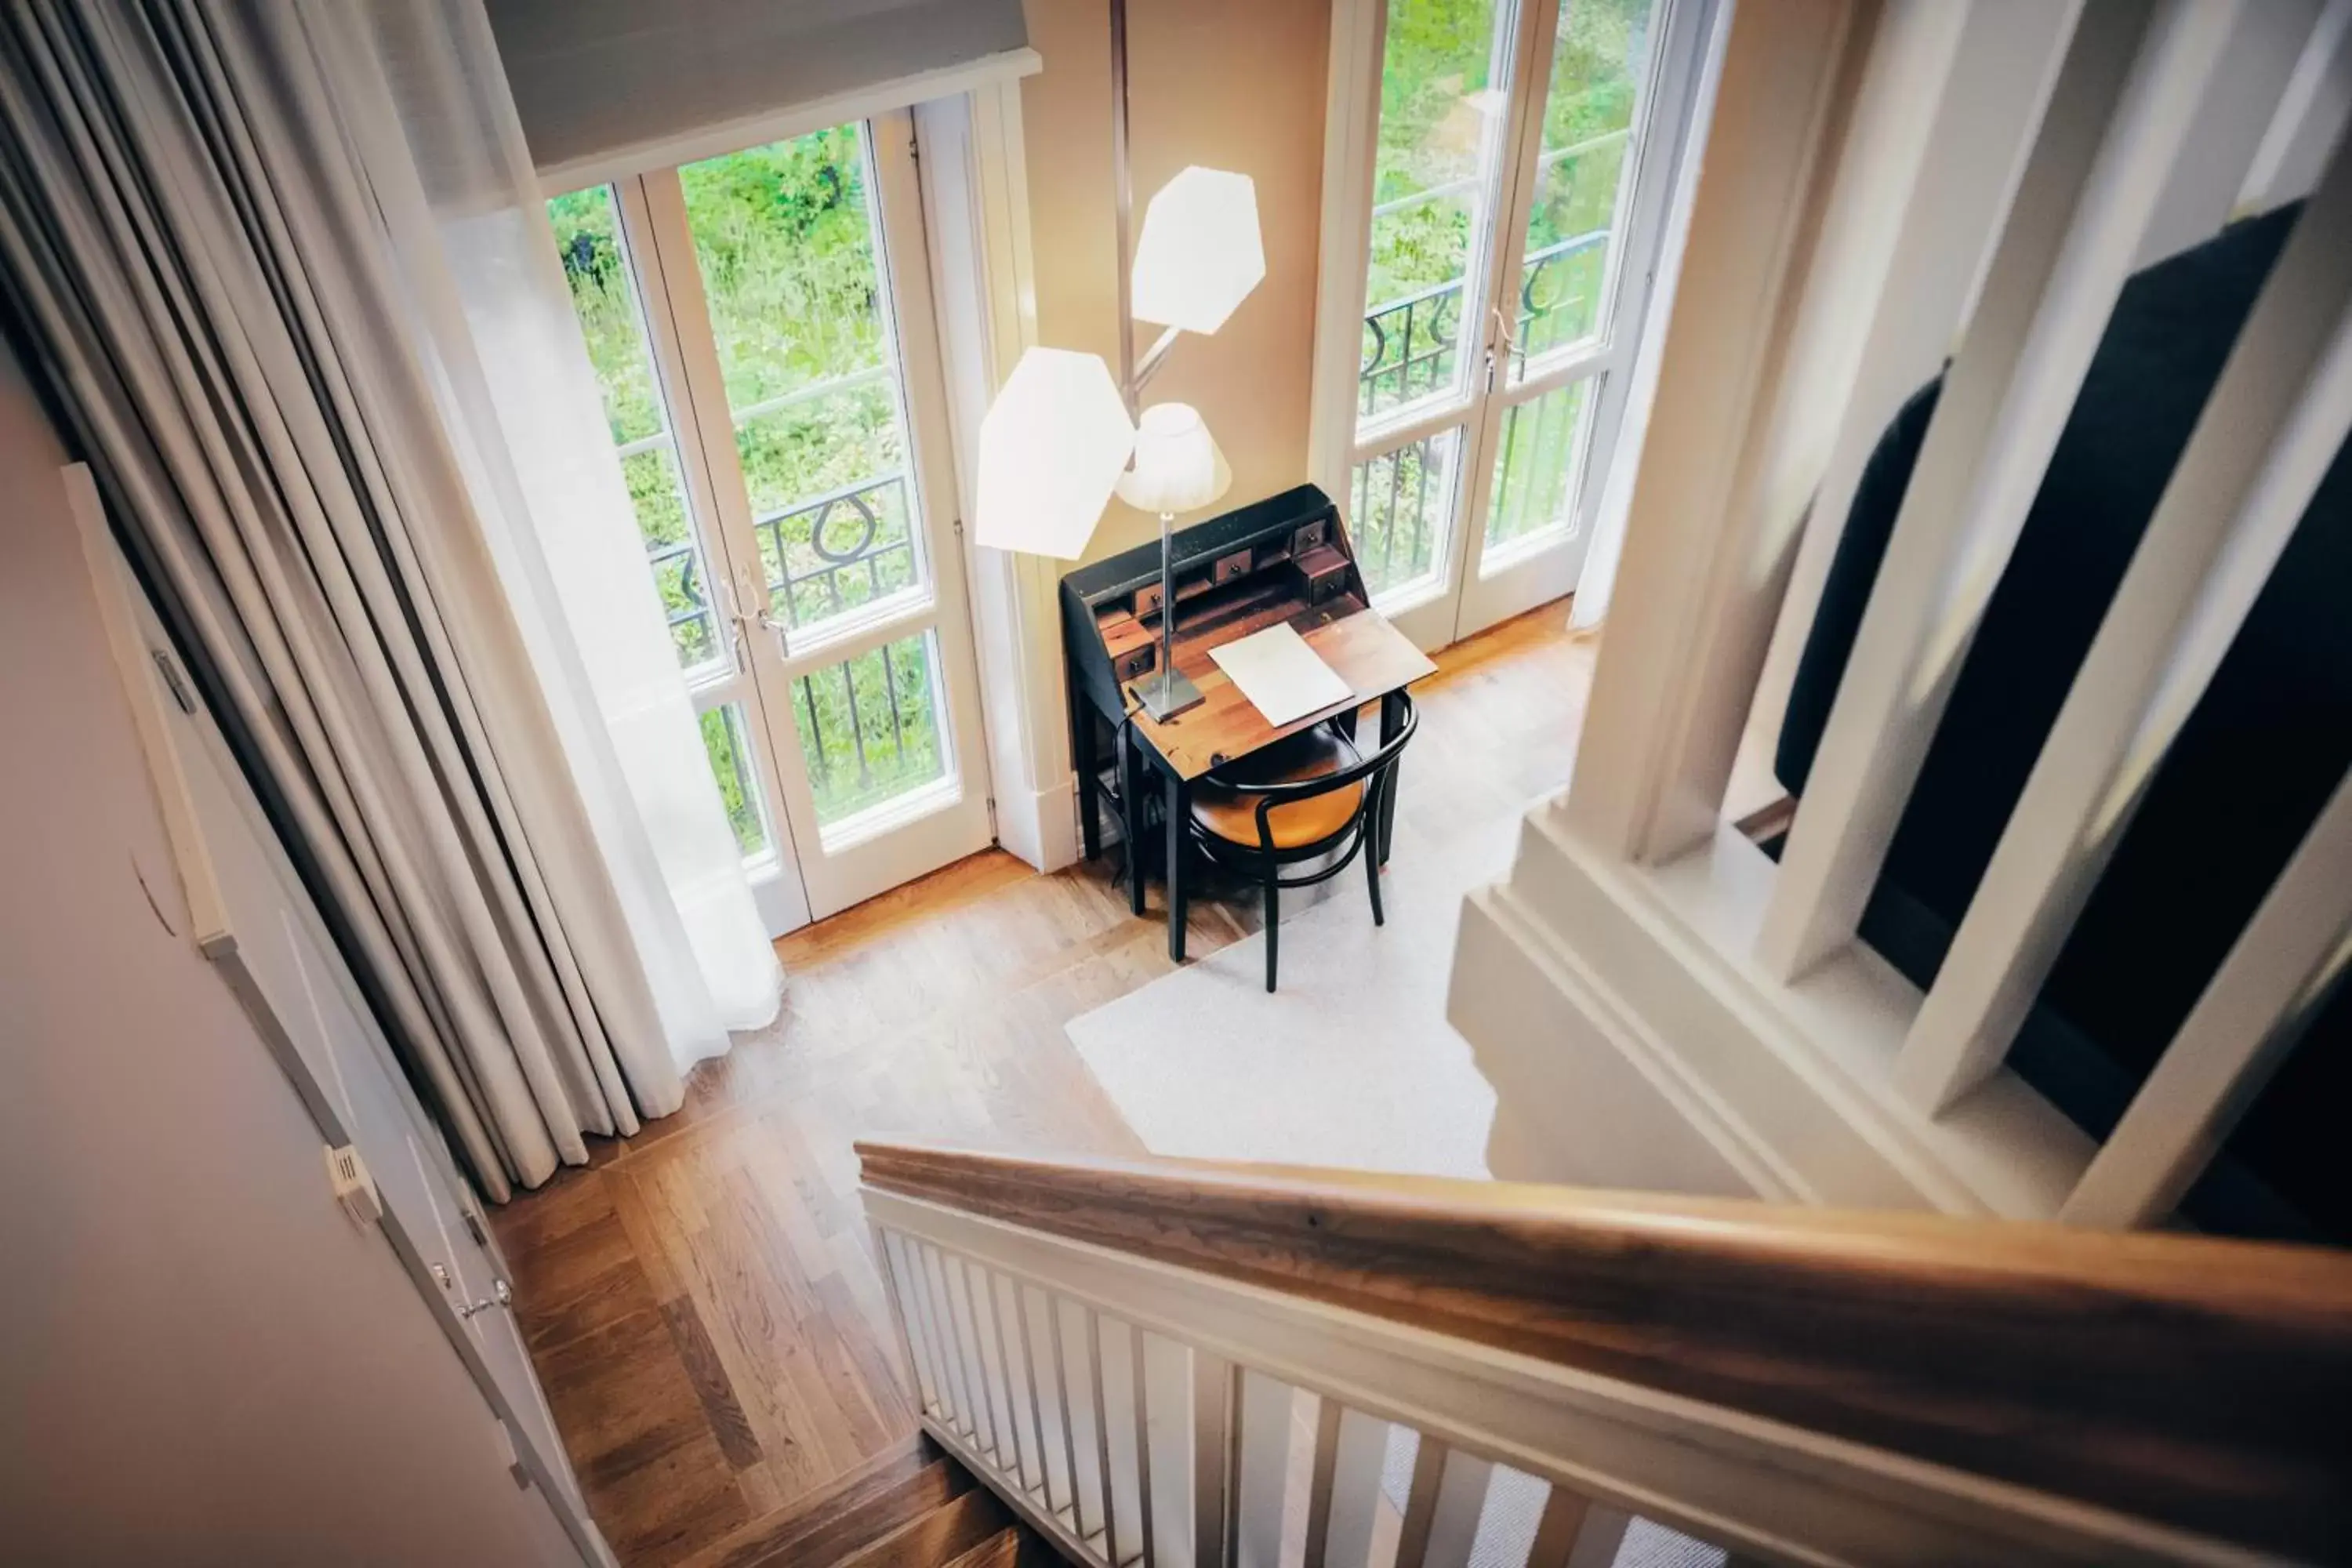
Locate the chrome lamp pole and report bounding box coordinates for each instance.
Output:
[1109,0,1203,721]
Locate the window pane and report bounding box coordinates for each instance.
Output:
[733,376,901,517]
[547,183,725,676]
[1512,0,1659,376]
[1359,0,1512,426]
[789,633,951,830]
[549,185,662,445]
[1484,377,1596,555]
[755,475,920,630]
[698,704,770,857]
[679,126,928,641]
[679,129,887,408]
[1348,426,1464,602]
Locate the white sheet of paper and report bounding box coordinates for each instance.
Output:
[1207,622,1356,727]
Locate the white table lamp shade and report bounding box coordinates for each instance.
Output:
[1115,402,1231,515]
[975,347,1137,558]
[1130,166,1265,336]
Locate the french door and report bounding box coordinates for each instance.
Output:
[551,112,992,931]
[1321,0,1708,649]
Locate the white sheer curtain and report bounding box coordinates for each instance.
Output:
[316,0,783,1062]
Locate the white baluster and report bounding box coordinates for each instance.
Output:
[980,1266,1031,1489]
[1087,1309,1128,1566]
[918,1242,971,1434]
[1048,1294,1096,1540]
[1393,1435,1447,1568]
[1408,1444,1493,1568]
[1759,0,2245,982]
[1897,136,2352,1110]
[1749,0,2089,764]
[2238,0,2352,214]
[1127,1326,1160,1568]
[1564,1506,1634,1568]
[877,1229,942,1417]
[1561,0,1867,863]
[1303,1402,1386,1568]
[1526,1485,1595,1568]
[2064,765,2352,1226]
[946,1256,1004,1461]
[1012,1281,1058,1508]
[1231,1370,1294,1568]
[1185,1347,1233,1568]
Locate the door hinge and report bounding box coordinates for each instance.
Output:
[985,795,998,836]
[462,1206,490,1248]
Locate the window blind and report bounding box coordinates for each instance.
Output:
[485,0,1034,186]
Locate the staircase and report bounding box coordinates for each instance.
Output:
[681,1435,1045,1568]
[855,1139,2352,1566]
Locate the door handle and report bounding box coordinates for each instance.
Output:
[430,1260,513,1319]
[456,1278,514,1319]
[717,574,789,647]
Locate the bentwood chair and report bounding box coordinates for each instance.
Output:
[1185,691,1418,992]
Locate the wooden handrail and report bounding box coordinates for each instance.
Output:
[857,1141,2352,1560]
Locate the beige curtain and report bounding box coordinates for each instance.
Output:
[0,2,776,1197]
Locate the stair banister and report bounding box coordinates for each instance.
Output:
[858,1140,2352,1566]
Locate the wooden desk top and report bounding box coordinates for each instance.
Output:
[1128,602,1436,780]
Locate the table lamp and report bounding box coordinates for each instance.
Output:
[970,0,1264,719]
[1115,402,1231,717]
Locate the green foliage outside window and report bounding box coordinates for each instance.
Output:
[1366,0,1499,315]
[699,706,768,855]
[547,183,715,666]
[791,637,945,826]
[1353,0,1655,581]
[1519,0,1653,354]
[681,129,909,539]
[1366,0,1653,328]
[548,130,946,844]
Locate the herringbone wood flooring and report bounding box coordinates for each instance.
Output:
[490,607,1594,1565]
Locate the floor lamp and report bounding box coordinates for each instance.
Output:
[971,0,1264,721]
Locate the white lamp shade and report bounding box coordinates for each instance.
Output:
[1115,402,1231,515]
[1131,166,1265,335]
[974,347,1136,558]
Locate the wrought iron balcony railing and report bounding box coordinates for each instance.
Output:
[1358,228,1610,419]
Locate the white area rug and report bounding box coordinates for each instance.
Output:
[1065,762,1726,1568]
[1064,807,1516,1178]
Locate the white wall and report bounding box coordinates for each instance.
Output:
[0,347,579,1566]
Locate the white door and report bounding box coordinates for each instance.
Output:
[551,111,993,929]
[87,513,598,1561]
[1324,0,1708,649]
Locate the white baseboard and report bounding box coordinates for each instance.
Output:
[996,776,1080,874]
[1451,802,2094,1217]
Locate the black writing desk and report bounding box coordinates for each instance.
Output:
[1061,485,1436,959]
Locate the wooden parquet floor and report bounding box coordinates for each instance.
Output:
[490,606,1594,1566]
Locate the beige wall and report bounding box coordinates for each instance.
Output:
[0,346,577,1565]
[1018,0,1331,563]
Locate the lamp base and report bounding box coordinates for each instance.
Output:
[1133,667,1203,721]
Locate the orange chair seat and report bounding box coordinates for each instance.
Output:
[1189,728,1363,850]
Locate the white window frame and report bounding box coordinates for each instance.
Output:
[555,114,997,930]
[1309,0,1714,651]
